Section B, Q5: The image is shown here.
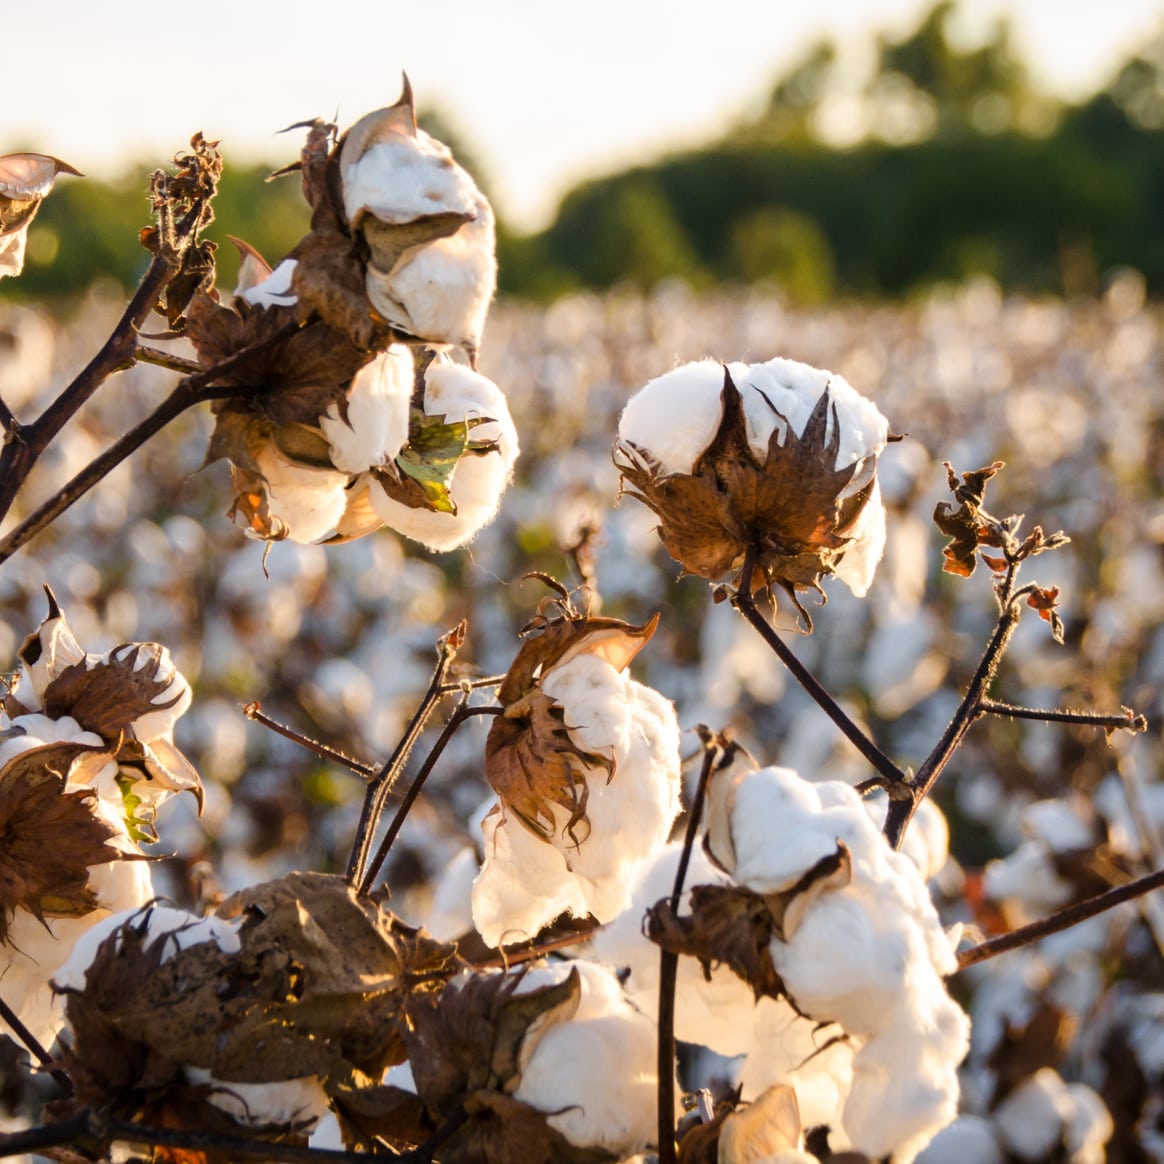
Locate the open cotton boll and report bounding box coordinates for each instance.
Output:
[589,841,758,1056]
[100,643,192,745]
[472,653,681,947]
[369,363,518,552]
[320,346,413,475]
[249,444,352,545]
[184,1068,329,1131]
[512,960,660,1157]
[915,1115,1003,1164]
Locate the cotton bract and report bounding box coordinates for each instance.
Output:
[0,153,81,279]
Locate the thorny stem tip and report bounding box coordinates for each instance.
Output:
[242,701,376,778]
[657,730,724,1164]
[345,622,466,889]
[733,548,907,789]
[957,866,1164,969]
[359,702,501,895]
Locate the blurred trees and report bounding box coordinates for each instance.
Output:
[6,2,1164,307]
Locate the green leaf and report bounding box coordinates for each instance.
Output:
[393,407,498,515]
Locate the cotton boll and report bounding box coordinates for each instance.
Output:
[369,362,518,552]
[472,653,681,947]
[982,841,1075,920]
[832,477,886,597]
[185,1069,329,1131]
[513,961,660,1157]
[915,1115,1003,1164]
[320,346,413,475]
[589,841,758,1055]
[238,258,298,308]
[248,444,352,545]
[618,359,729,475]
[993,1069,1073,1161]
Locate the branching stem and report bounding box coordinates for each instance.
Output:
[359,703,500,894]
[979,698,1147,732]
[0,994,72,1095]
[0,319,307,565]
[345,627,466,888]
[243,701,376,778]
[957,866,1164,969]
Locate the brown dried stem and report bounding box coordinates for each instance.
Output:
[0,993,73,1096]
[957,866,1164,969]
[359,702,501,894]
[0,318,308,565]
[979,698,1147,732]
[733,548,906,789]
[243,701,376,778]
[346,623,466,889]
[658,730,722,1164]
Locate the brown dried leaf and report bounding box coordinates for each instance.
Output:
[616,370,874,604]
[445,1090,616,1164]
[933,461,1006,578]
[0,743,119,943]
[645,883,786,1002]
[1027,586,1065,642]
[404,966,581,1113]
[327,1076,433,1153]
[42,646,181,743]
[290,224,396,351]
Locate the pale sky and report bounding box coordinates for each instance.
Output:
[5,0,1164,227]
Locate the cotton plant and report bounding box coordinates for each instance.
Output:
[648,746,969,1161]
[472,590,682,946]
[182,80,511,548]
[0,592,200,1049]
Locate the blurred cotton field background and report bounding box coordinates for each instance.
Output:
[2,271,1163,1155]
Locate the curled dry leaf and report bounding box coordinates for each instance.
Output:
[486,601,658,844]
[616,369,878,624]
[0,743,120,943]
[932,460,1006,578]
[1027,585,1066,643]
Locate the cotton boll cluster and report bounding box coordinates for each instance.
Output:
[472,626,682,947]
[511,960,661,1158]
[0,598,200,1050]
[589,841,758,1055]
[705,758,968,1160]
[615,356,890,609]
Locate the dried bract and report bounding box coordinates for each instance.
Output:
[0,152,81,278]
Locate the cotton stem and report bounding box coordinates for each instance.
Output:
[0,319,308,566]
[658,731,722,1164]
[0,994,72,1096]
[957,866,1164,969]
[733,549,906,789]
[359,702,499,895]
[243,701,376,778]
[346,624,467,888]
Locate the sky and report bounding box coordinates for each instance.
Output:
[5,0,1164,228]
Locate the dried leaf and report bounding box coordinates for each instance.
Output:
[933,461,1006,578]
[646,883,786,1002]
[0,743,119,943]
[616,369,875,606]
[326,1076,433,1153]
[405,967,581,1113]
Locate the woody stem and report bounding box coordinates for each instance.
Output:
[733,549,906,789]
[657,732,721,1164]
